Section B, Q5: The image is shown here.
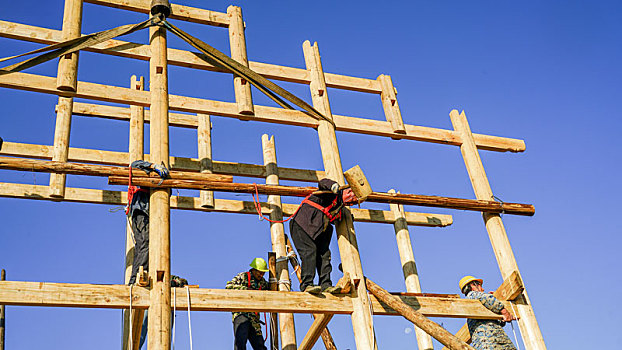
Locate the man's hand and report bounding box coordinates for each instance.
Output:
[152,163,170,179]
[342,188,358,206]
[500,308,516,322]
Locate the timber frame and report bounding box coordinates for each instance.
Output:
[0,1,546,349]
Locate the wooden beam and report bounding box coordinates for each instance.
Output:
[298,314,334,350]
[262,135,297,350]
[378,74,406,136]
[0,270,4,350]
[267,252,280,350]
[0,20,383,94]
[0,281,508,318]
[450,109,545,349]
[83,0,230,27]
[0,72,525,152]
[108,176,535,216]
[390,189,434,350]
[442,271,524,349]
[228,6,254,115]
[0,181,450,226]
[197,114,214,208]
[366,278,475,350]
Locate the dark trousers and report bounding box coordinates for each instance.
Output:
[129,210,149,285]
[233,315,267,350]
[289,219,333,291]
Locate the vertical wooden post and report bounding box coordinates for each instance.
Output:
[261,134,297,350]
[49,0,83,198]
[377,74,406,136]
[303,40,376,350]
[449,109,546,350]
[0,269,5,350]
[198,114,214,208]
[228,5,254,116]
[389,189,434,350]
[147,10,172,350]
[122,75,146,350]
[267,252,279,350]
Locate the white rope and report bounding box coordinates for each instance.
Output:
[186,286,194,350]
[509,302,523,350]
[172,287,176,350]
[128,284,133,350]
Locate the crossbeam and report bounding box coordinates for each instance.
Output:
[0,72,525,152]
[0,281,506,319]
[0,182,452,226]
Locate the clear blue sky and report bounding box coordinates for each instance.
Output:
[1,0,620,349]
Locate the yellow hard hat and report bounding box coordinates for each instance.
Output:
[250,257,269,272]
[459,275,483,291]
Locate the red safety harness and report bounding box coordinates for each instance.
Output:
[301,195,342,222]
[247,271,268,341]
[126,166,148,215]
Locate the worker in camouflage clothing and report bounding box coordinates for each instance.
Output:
[459,276,517,350]
[226,257,270,350]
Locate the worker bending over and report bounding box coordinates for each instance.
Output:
[226,258,270,350]
[126,160,169,285]
[459,275,517,350]
[290,178,357,294]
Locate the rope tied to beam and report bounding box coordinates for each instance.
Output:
[491,195,506,216]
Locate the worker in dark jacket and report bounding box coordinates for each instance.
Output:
[290,178,357,294]
[127,160,169,285]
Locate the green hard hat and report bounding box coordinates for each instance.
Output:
[250,257,269,272]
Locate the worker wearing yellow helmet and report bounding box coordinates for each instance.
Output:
[459,275,517,350]
[226,257,270,350]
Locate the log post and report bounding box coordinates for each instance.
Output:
[147,3,172,350]
[49,0,83,198]
[261,134,297,350]
[303,40,376,350]
[389,189,434,350]
[122,75,146,350]
[449,109,546,350]
[267,252,279,350]
[0,269,5,350]
[365,277,475,350]
[198,114,214,208]
[228,6,254,116]
[377,74,406,136]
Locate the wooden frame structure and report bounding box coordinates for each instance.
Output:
[0,1,546,349]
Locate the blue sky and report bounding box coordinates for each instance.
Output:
[1,0,621,349]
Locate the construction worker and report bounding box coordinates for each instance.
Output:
[226,258,270,350]
[289,178,357,294]
[127,160,170,285]
[459,276,517,350]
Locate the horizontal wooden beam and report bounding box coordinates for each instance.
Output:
[0,72,525,152]
[83,0,230,27]
[0,281,505,319]
[0,157,233,183]
[109,176,535,216]
[0,21,382,94]
[0,182,451,226]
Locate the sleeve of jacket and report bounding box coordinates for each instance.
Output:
[260,278,269,290]
[318,178,339,193]
[225,272,248,290]
[130,160,154,175]
[468,291,505,314]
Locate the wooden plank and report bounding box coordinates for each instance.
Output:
[389,189,434,350]
[0,270,4,350]
[262,134,297,350]
[366,278,475,350]
[378,74,406,135]
[442,271,524,349]
[0,72,525,152]
[0,281,508,318]
[0,181,448,226]
[108,176,535,216]
[228,6,254,115]
[83,0,230,27]
[197,114,214,208]
[450,109,545,349]
[298,314,334,350]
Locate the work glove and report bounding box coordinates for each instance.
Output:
[152,162,170,179]
[341,188,358,206]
